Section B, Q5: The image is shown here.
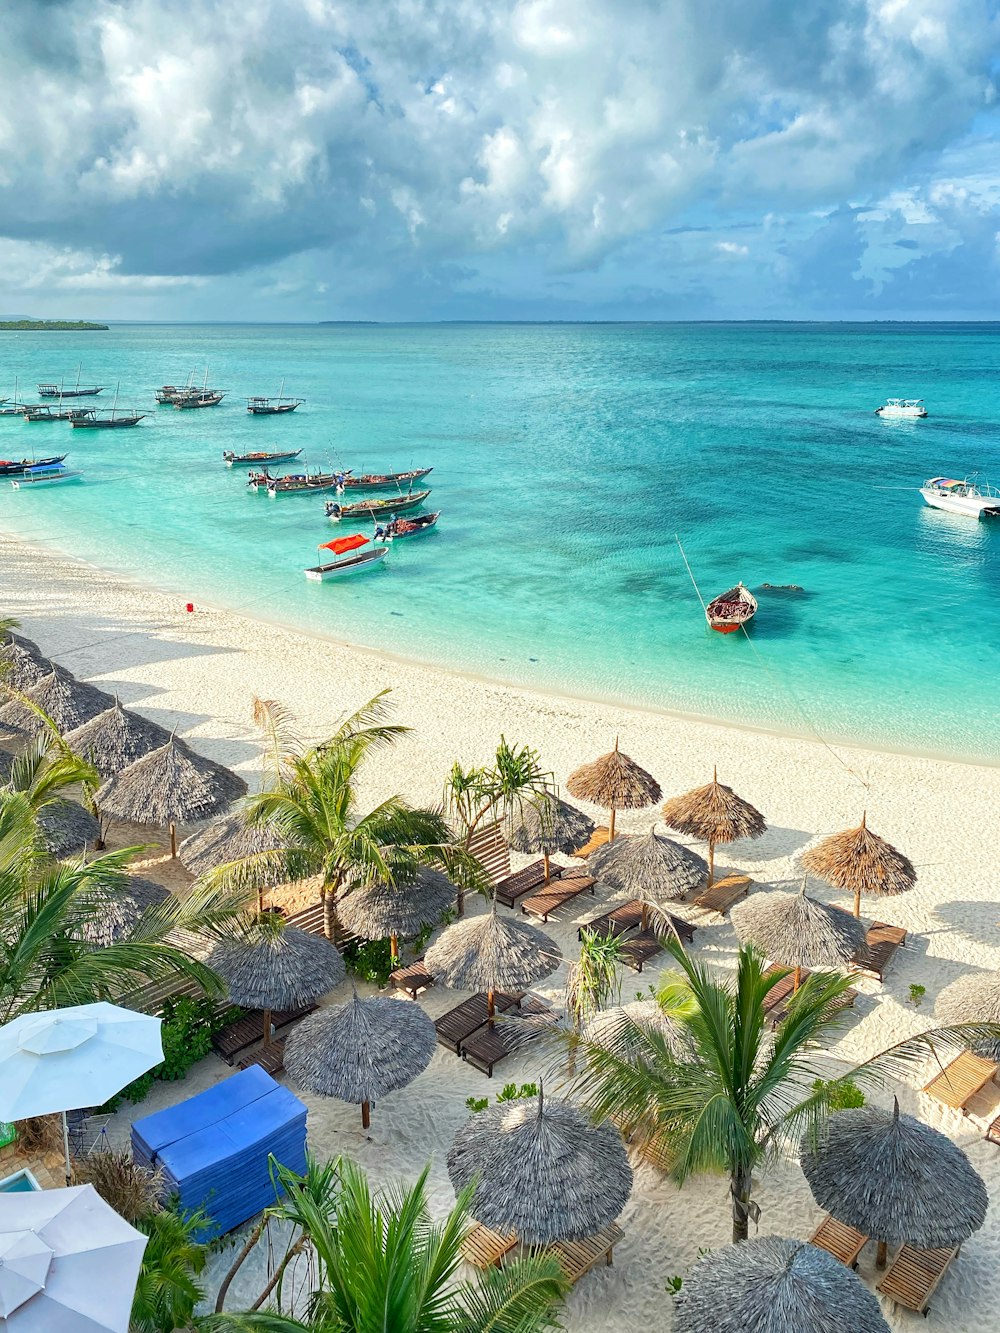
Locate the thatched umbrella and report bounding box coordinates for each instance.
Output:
[800,1098,988,1269]
[673,1235,890,1333]
[585,998,686,1060]
[177,809,289,910]
[206,922,346,1048]
[660,767,766,885]
[37,800,100,857]
[0,749,12,783]
[97,735,247,857]
[801,813,916,919]
[0,667,114,738]
[338,867,456,964]
[447,1088,633,1244]
[81,875,171,947]
[423,903,561,1025]
[588,826,707,928]
[565,739,661,843]
[65,699,172,780]
[508,792,595,883]
[0,638,50,692]
[731,882,866,990]
[284,992,436,1129]
[936,972,1000,1060]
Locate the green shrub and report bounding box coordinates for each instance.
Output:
[105,997,241,1109]
[466,1097,489,1114]
[909,983,926,1006]
[813,1076,866,1110]
[343,937,394,987]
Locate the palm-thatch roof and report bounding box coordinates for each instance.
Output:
[673,1236,890,1333]
[447,1091,633,1244]
[37,800,100,857]
[935,972,1000,1060]
[0,638,50,692]
[731,885,866,969]
[800,1099,988,1248]
[338,868,456,943]
[81,875,172,947]
[661,771,766,846]
[206,925,345,1010]
[0,666,114,738]
[284,993,436,1104]
[585,998,686,1060]
[97,735,247,826]
[587,827,708,904]
[508,793,595,856]
[65,699,172,780]
[0,749,12,783]
[566,740,662,815]
[801,814,916,911]
[423,907,561,993]
[178,810,288,883]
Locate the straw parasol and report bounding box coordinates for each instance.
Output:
[935,972,1000,1060]
[424,903,561,1024]
[0,638,51,692]
[206,921,346,1048]
[565,738,661,843]
[447,1088,633,1244]
[801,812,916,919]
[588,826,707,928]
[338,867,456,963]
[673,1235,890,1333]
[0,667,114,739]
[585,997,686,1060]
[96,735,247,857]
[660,767,766,885]
[800,1098,988,1269]
[508,792,595,882]
[177,809,289,908]
[37,800,100,858]
[64,699,172,780]
[81,875,171,947]
[0,749,12,783]
[731,882,866,990]
[284,992,436,1128]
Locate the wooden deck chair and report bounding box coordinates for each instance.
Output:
[520,875,597,922]
[389,957,434,998]
[693,874,751,916]
[923,1051,999,1113]
[468,819,511,886]
[573,826,611,859]
[461,1222,517,1269]
[493,860,561,908]
[877,1243,960,1315]
[545,1224,625,1285]
[433,991,521,1053]
[808,1214,868,1269]
[237,1038,287,1077]
[852,922,907,983]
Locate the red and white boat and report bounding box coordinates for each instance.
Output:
[705,583,757,634]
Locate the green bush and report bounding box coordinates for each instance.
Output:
[105,997,241,1109]
[812,1076,866,1110]
[344,937,394,987]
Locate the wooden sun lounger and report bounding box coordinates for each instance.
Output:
[852,922,907,983]
[461,1222,517,1269]
[634,1129,676,1173]
[573,826,610,859]
[924,1051,999,1113]
[762,967,857,1028]
[389,958,434,998]
[877,1243,960,1315]
[620,930,664,973]
[520,875,596,923]
[579,899,643,941]
[434,991,521,1053]
[693,874,751,916]
[809,1214,868,1269]
[214,1003,318,1064]
[545,1223,625,1284]
[237,1038,287,1077]
[461,1010,559,1077]
[493,860,562,908]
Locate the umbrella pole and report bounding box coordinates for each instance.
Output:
[62,1109,72,1185]
[262,1007,272,1045]
[543,850,550,884]
[487,988,496,1030]
[707,839,715,888]
[793,965,801,992]
[608,807,616,843]
[169,821,177,859]
[876,1240,888,1269]
[390,934,399,966]
[361,1100,371,1130]
[853,887,861,919]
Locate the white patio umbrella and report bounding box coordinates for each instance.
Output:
[0,1183,147,1333]
[0,1003,162,1183]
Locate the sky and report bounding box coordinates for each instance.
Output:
[0,0,998,322]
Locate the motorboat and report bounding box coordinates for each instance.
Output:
[876,399,927,418]
[304,534,388,580]
[373,512,440,541]
[0,455,66,477]
[224,449,303,467]
[325,489,431,520]
[920,476,1000,519]
[10,462,80,487]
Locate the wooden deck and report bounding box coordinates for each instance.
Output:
[877,1243,959,1314]
[924,1051,999,1113]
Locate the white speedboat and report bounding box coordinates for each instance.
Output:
[10,463,80,488]
[920,477,1000,519]
[876,398,927,418]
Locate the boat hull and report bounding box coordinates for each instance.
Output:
[327,489,431,520]
[340,468,433,491]
[876,407,926,418]
[709,620,745,634]
[920,489,1000,518]
[705,584,758,634]
[225,450,303,467]
[304,548,387,580]
[377,512,440,540]
[0,455,66,477]
[11,469,80,488]
[37,387,104,398]
[247,403,299,414]
[71,416,145,429]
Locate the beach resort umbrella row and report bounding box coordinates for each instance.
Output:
[0,666,114,738]
[508,791,595,881]
[802,812,916,918]
[65,697,172,779]
[731,883,866,989]
[661,767,766,885]
[339,867,457,963]
[0,636,51,691]
[424,904,561,1023]
[566,739,661,843]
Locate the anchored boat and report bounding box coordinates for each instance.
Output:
[37,367,105,398]
[706,583,758,634]
[0,455,66,477]
[247,379,303,414]
[373,511,440,541]
[304,534,388,580]
[876,398,927,418]
[920,476,1000,519]
[10,462,80,487]
[337,467,432,491]
[249,469,346,495]
[23,405,96,423]
[325,489,431,520]
[224,448,303,467]
[71,384,146,428]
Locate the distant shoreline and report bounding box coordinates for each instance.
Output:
[0,319,108,331]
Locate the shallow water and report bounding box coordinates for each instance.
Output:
[1,321,998,761]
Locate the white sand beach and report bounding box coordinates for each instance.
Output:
[2,532,999,1331]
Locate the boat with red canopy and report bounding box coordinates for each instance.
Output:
[705,583,757,634]
[304,533,388,581]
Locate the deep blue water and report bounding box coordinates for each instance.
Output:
[1,322,998,762]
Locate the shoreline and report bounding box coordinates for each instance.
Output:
[1,531,994,773]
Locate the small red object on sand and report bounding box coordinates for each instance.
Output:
[185,602,194,613]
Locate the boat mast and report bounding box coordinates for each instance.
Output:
[277,376,285,403]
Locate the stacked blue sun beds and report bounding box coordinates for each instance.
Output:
[131,1065,307,1239]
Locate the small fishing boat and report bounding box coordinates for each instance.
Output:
[705,583,758,634]
[250,469,345,495]
[155,384,198,405]
[175,391,225,409]
[304,534,387,581]
[876,398,927,418]
[71,384,145,428]
[10,462,81,488]
[224,448,303,467]
[920,476,1000,519]
[23,405,96,423]
[337,467,432,491]
[247,379,303,414]
[325,489,431,520]
[0,455,66,477]
[0,378,28,416]
[373,511,440,541]
[37,367,105,398]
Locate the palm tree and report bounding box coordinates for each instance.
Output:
[130,1205,208,1333]
[566,927,625,1071]
[209,1155,566,1332]
[569,938,864,1242]
[5,734,98,811]
[208,693,487,940]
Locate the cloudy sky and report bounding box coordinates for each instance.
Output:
[1,0,998,321]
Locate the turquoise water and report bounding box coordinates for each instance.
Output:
[1,322,998,763]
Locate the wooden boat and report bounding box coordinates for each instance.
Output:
[155,384,198,404]
[71,384,145,428]
[304,534,387,581]
[37,367,105,398]
[0,379,28,416]
[10,463,81,488]
[374,511,440,541]
[250,469,345,495]
[337,467,432,491]
[705,583,758,634]
[325,489,431,520]
[247,379,303,414]
[23,406,96,422]
[174,391,225,409]
[0,455,66,477]
[224,448,303,467]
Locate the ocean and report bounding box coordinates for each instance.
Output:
[1,321,998,763]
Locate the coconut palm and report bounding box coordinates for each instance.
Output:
[566,928,625,1070]
[207,693,486,940]
[130,1205,208,1333]
[3,734,99,813]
